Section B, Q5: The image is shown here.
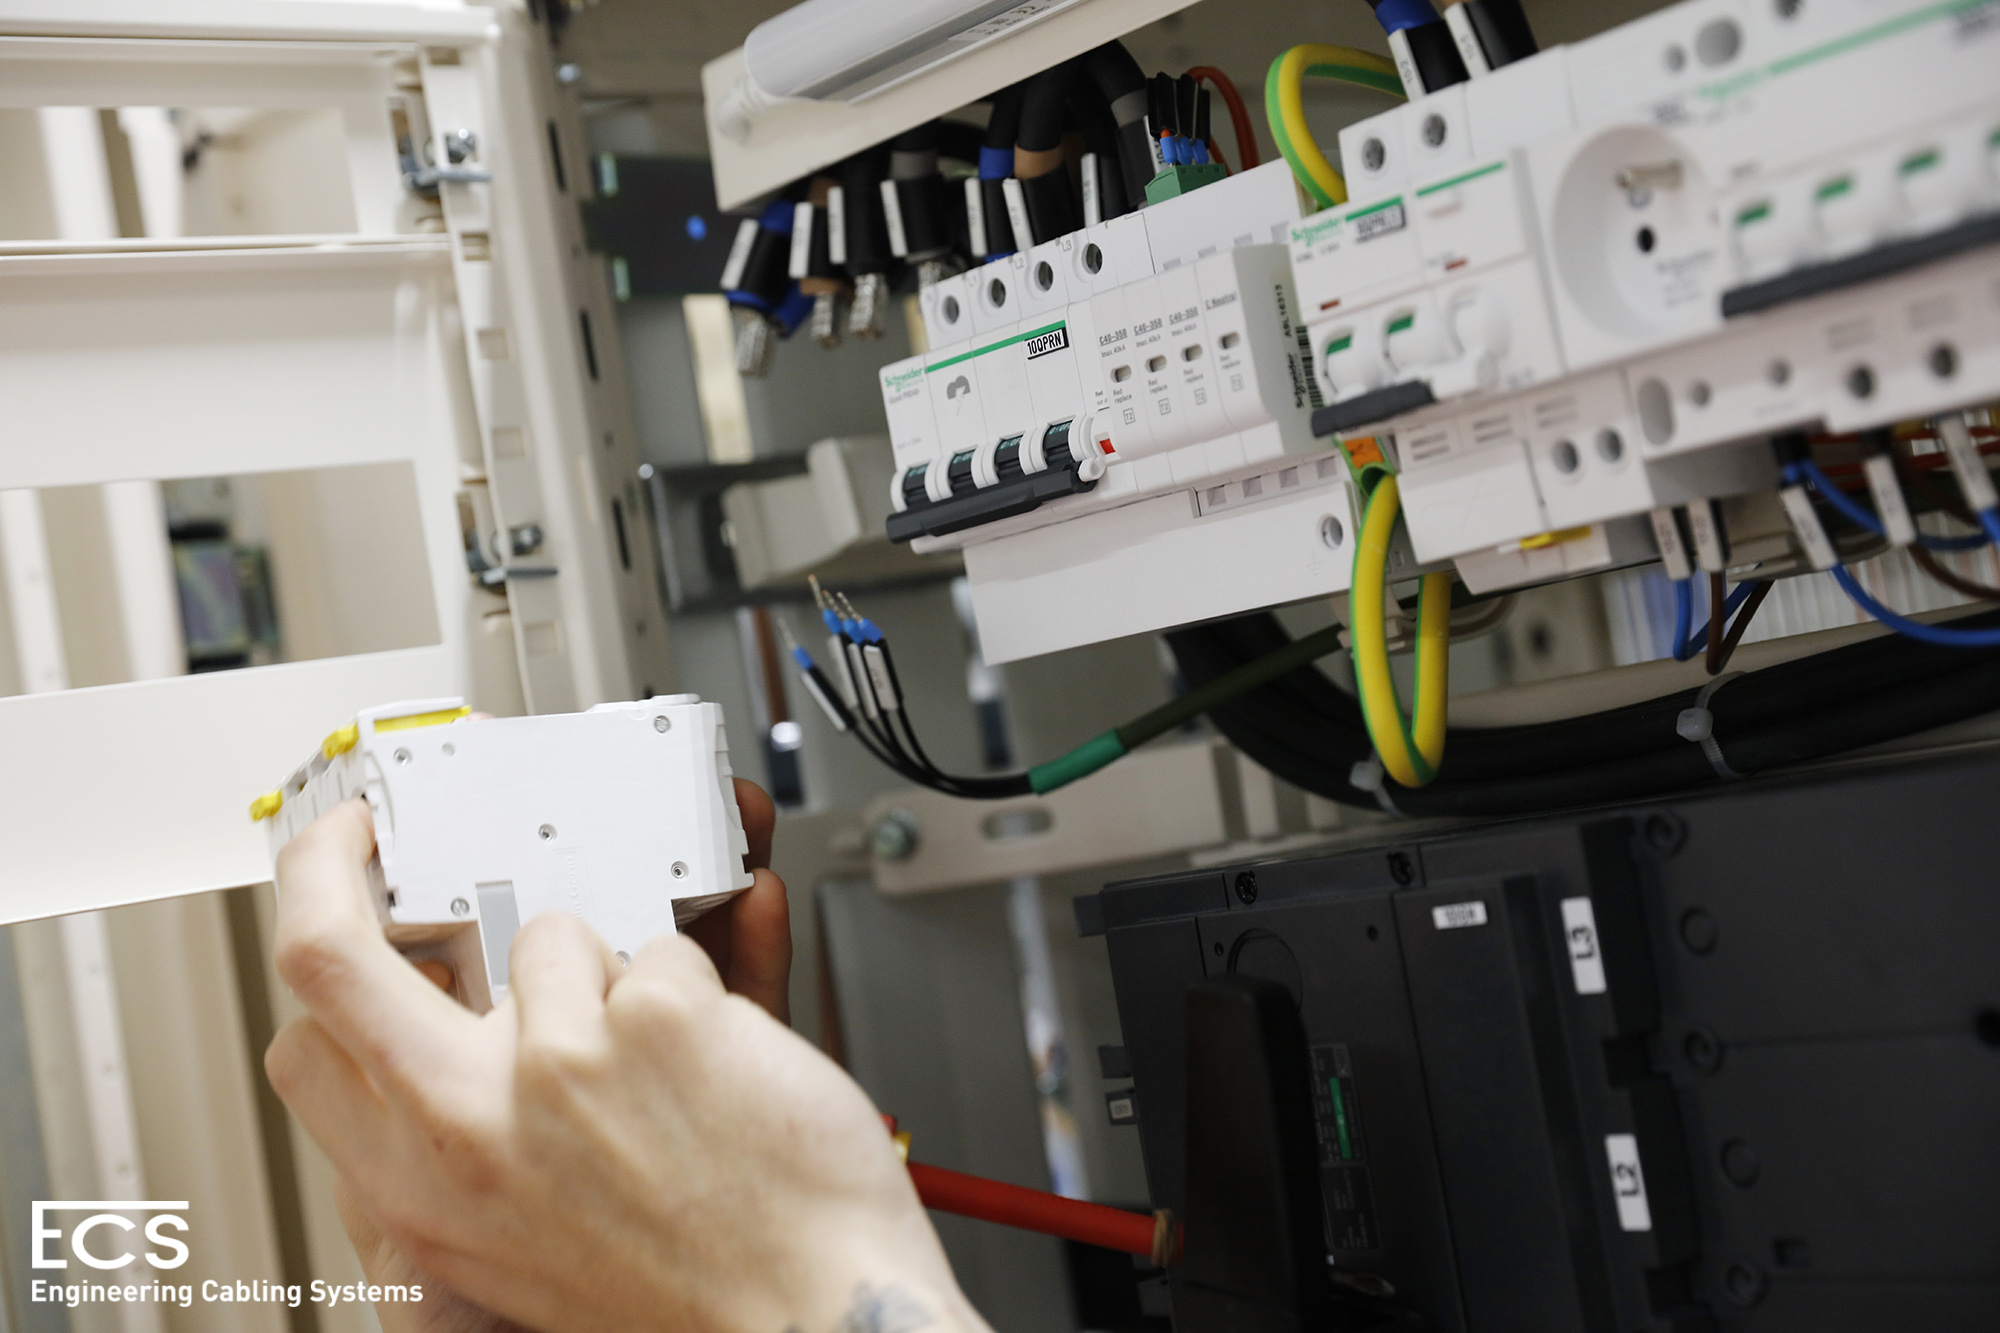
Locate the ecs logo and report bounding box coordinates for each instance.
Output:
[32,1202,190,1270]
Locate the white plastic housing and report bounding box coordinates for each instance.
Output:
[264,696,753,1012]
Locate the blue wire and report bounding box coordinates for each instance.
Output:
[1829,566,2000,647]
[1788,458,1990,552]
[1982,508,2000,548]
[1671,579,1757,661]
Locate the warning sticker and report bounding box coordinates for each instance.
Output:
[1310,1044,1382,1252]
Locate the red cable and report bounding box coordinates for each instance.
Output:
[1185,66,1259,170]
[908,1160,1165,1258]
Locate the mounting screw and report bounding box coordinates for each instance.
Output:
[1387,851,1415,886]
[1720,1139,1760,1187]
[450,897,470,917]
[1930,343,1959,379]
[653,715,671,732]
[671,861,689,879]
[1319,514,1345,549]
[616,951,631,966]
[1643,811,1685,854]
[394,747,412,766]
[444,128,479,164]
[538,823,557,841]
[508,523,546,556]
[1680,908,1720,955]
[1846,364,1876,399]
[1723,1261,1766,1308]
[1233,871,1259,905]
[1361,137,1386,172]
[1683,1024,1725,1074]
[869,809,921,862]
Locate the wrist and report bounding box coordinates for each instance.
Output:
[778,1208,988,1333]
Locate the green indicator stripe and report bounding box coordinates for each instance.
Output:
[1901,148,1941,175]
[1701,0,1979,99]
[1816,175,1853,202]
[1347,195,1404,222]
[1303,61,1404,98]
[1735,201,1772,227]
[1386,313,1415,336]
[1325,334,1354,355]
[1329,1079,1353,1160]
[926,320,1067,374]
[1415,160,1506,197]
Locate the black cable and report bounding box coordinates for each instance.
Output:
[1067,66,1131,219]
[1015,65,1080,243]
[1076,40,1154,206]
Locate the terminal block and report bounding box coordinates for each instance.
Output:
[252,696,753,1012]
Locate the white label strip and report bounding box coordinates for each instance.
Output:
[1432,900,1488,931]
[1559,897,1607,995]
[719,217,758,292]
[1081,151,1102,228]
[1862,453,1918,548]
[1686,499,1727,572]
[1002,176,1035,252]
[1780,484,1840,570]
[1604,1134,1653,1232]
[787,202,814,280]
[825,185,847,266]
[879,179,910,257]
[1649,506,1692,582]
[964,177,988,257]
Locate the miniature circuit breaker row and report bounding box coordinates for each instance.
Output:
[253,696,753,1012]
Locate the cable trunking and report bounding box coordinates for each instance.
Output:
[873,0,2000,658]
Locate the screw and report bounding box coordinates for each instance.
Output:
[1723,1261,1766,1308]
[394,747,412,766]
[1683,1025,1725,1074]
[1680,908,1720,955]
[508,523,546,556]
[450,897,470,917]
[1768,358,1791,386]
[442,742,456,756]
[653,715,671,732]
[868,810,920,861]
[443,128,479,164]
[616,951,631,966]
[539,823,557,841]
[1387,851,1415,886]
[1930,343,1959,378]
[1847,364,1875,399]
[1319,515,1345,549]
[671,861,689,879]
[1720,1139,1760,1187]
[1362,137,1386,172]
[1422,114,1447,148]
[1233,871,1259,904]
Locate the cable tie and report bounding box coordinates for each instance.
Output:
[1348,753,1403,816]
[1675,671,1745,780]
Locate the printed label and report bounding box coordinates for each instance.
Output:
[1604,1134,1653,1232]
[1432,901,1488,931]
[879,179,909,257]
[719,218,757,292]
[1003,177,1035,251]
[787,202,813,280]
[1560,897,1607,995]
[1310,1044,1382,1251]
[826,185,846,265]
[964,177,987,257]
[1024,325,1070,359]
[1354,200,1407,242]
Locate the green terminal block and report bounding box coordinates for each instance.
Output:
[1143,162,1228,206]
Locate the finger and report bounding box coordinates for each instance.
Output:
[733,778,775,871]
[507,912,617,1052]
[265,1015,388,1172]
[679,901,734,985]
[723,867,792,1023]
[272,799,476,1089]
[620,929,727,1006]
[414,959,454,992]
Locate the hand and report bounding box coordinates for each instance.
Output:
[682,779,793,1022]
[265,799,990,1333]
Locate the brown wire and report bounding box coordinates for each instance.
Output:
[1713,580,1773,674]
[1705,572,1727,675]
[1910,545,2000,603]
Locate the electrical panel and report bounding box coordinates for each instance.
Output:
[1294,0,2000,578]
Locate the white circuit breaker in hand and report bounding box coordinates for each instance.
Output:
[252,696,754,1012]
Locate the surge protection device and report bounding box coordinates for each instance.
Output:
[252,696,754,1012]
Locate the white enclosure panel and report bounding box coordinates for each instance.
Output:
[0,645,455,924]
[0,1,492,44]
[0,244,456,488]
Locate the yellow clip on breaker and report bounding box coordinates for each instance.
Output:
[251,695,754,1012]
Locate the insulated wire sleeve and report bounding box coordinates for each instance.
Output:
[1264,44,1404,210]
[1347,469,1450,786]
[1829,567,2000,647]
[1672,579,1755,663]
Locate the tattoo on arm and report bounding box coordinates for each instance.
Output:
[783,1283,934,1333]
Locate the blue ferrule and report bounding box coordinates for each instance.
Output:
[726,290,773,314]
[1374,0,1440,34]
[820,609,842,633]
[790,646,814,671]
[840,617,861,640]
[858,619,884,644]
[1191,139,1210,165]
[978,146,1013,180]
[770,284,813,336]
